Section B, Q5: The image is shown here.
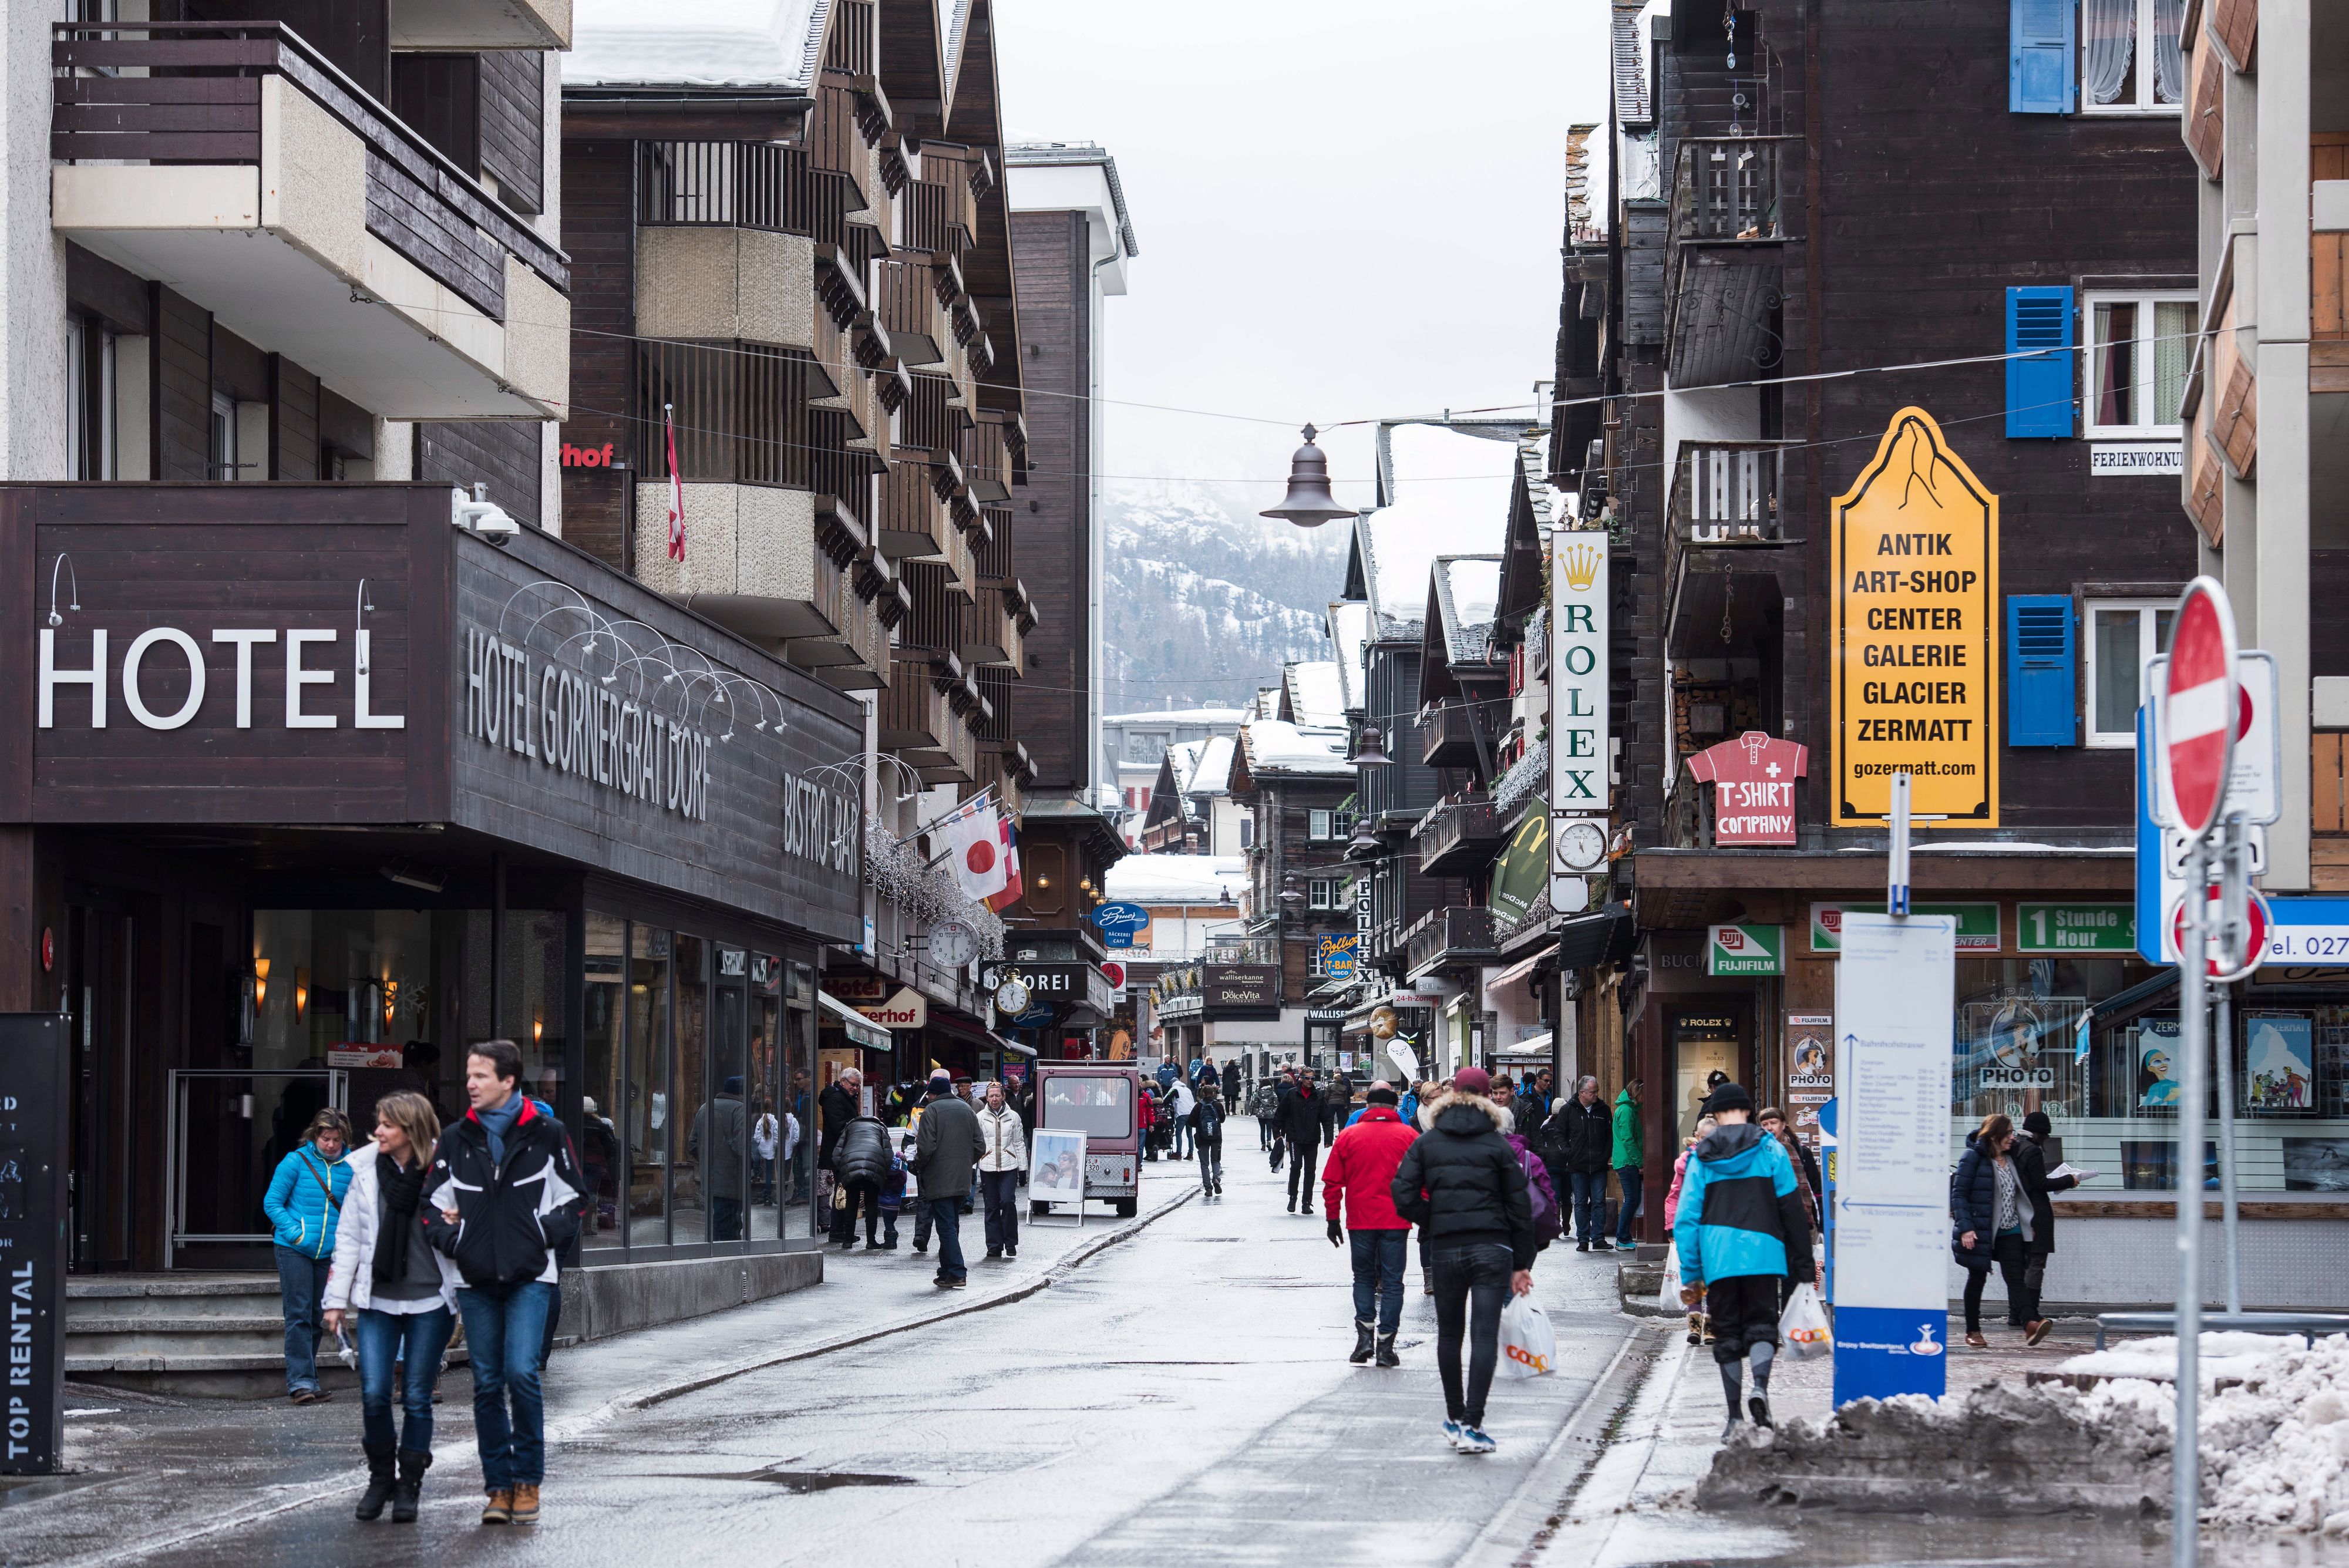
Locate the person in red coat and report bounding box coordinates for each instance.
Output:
[1137,1084,1159,1161]
[1323,1082,1419,1368]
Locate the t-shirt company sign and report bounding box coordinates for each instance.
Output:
[1830,408,1999,827]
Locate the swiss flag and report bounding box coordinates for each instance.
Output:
[664,403,686,563]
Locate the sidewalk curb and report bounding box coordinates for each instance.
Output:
[58,1185,1200,1567]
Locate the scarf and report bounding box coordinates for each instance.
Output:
[478,1095,524,1165]
[372,1157,428,1285]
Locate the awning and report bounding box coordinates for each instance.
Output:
[1555,905,1635,972]
[1484,946,1554,994]
[997,1038,1039,1059]
[1495,1032,1554,1059]
[817,990,893,1052]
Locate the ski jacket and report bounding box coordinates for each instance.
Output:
[1544,1096,1614,1175]
[423,1096,584,1289]
[1320,1106,1415,1229]
[1392,1093,1537,1269]
[833,1116,893,1187]
[976,1105,1028,1174]
[263,1143,350,1258]
[1673,1122,1813,1286]
[1277,1085,1325,1148]
[1611,1090,1645,1169]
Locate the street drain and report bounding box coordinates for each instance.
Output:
[697,1468,919,1492]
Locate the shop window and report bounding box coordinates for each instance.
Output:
[669,934,710,1246]
[628,926,671,1246]
[580,914,625,1253]
[2084,598,2175,747]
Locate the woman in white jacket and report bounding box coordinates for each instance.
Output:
[975,1082,1029,1261]
[324,1091,463,1524]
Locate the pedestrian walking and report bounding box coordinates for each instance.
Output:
[1757,1105,1822,1207]
[1254,1079,1278,1151]
[817,1068,860,1166]
[324,1091,460,1524]
[1611,1078,1646,1251]
[1190,1080,1226,1197]
[1951,1112,2047,1346]
[976,1081,1027,1260]
[1529,1068,1556,1123]
[1138,1082,1160,1162]
[911,1070,981,1288]
[829,1112,891,1249]
[1542,1076,1613,1252]
[1391,1069,1536,1455]
[1664,1114,1717,1347]
[2012,1109,2083,1341]
[1489,1079,1561,1250]
[263,1107,353,1405]
[1321,1081,1416,1367]
[1222,1060,1241,1105]
[1672,1082,1815,1438]
[689,1074,749,1241]
[1322,1072,1355,1146]
[423,1039,585,1526]
[877,1131,907,1248]
[1755,1108,1821,1313]
[1167,1074,1196,1162]
[1278,1071,1327,1213]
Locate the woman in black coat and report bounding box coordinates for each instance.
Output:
[1950,1113,2046,1347]
[830,1116,891,1249]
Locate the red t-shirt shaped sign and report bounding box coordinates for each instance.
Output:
[1687,732,1809,844]
[2163,577,2240,838]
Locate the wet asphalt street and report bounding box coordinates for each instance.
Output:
[7,1125,1642,1568]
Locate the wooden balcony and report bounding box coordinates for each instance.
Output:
[1665,136,1796,389]
[789,551,887,691]
[964,415,1014,502]
[1406,907,1499,980]
[962,583,1024,670]
[879,654,955,752]
[635,341,815,489]
[50,20,569,419]
[636,140,812,233]
[1664,441,1796,658]
[898,563,965,657]
[873,462,951,559]
[1419,700,1482,769]
[1414,797,1505,876]
[876,258,945,367]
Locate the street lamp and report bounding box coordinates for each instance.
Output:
[1259,426,1355,527]
[1345,814,1384,861]
[1353,724,1392,766]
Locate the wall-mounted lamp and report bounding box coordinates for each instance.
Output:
[1037,875,1051,890]
[355,580,378,674]
[382,977,399,1028]
[254,957,270,1010]
[47,554,80,628]
[533,1017,544,1045]
[295,966,309,1021]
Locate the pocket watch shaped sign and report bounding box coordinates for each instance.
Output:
[1831,407,1999,827]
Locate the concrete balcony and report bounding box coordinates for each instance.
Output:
[632,482,839,641]
[51,21,568,420]
[391,0,570,49]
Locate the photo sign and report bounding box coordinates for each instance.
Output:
[1550,532,1608,909]
[1830,408,1999,827]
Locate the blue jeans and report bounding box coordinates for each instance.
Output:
[1614,1166,1644,1244]
[456,1281,554,1490]
[273,1246,331,1394]
[929,1196,968,1281]
[1350,1228,1408,1335]
[356,1306,455,1453]
[1569,1169,1608,1245]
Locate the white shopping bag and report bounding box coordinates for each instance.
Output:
[1497,1296,1556,1379]
[1778,1281,1833,1360]
[1657,1246,1682,1311]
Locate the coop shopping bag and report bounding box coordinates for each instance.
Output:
[1657,1247,1682,1310]
[1497,1296,1557,1379]
[1779,1282,1832,1360]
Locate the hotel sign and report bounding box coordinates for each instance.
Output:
[1830,408,1998,827]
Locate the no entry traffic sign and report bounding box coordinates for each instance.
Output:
[2167,882,2273,980]
[2162,578,2239,839]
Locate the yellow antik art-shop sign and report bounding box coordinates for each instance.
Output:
[1831,407,1999,826]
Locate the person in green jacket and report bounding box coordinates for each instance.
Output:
[1609,1080,1645,1251]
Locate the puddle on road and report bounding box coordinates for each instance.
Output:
[694,1467,921,1493]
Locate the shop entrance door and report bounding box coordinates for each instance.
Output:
[165,1069,346,1270]
[705,954,749,1245]
[65,898,138,1272]
[1666,1006,1749,1144]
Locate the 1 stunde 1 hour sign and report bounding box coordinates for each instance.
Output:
[1831,407,1999,827]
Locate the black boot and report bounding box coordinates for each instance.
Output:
[356,1442,397,1520]
[392,1448,431,1523]
[1375,1332,1401,1368]
[1350,1320,1375,1365]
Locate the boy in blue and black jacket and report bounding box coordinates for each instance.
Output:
[1673,1082,1816,1438]
[877,1133,908,1249]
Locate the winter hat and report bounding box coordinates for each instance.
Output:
[1452,1066,1492,1096]
[928,1069,952,1089]
[1702,1080,1755,1114]
[2022,1110,2053,1138]
[1366,1082,1399,1106]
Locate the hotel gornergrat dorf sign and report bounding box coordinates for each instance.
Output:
[1830,407,1998,827]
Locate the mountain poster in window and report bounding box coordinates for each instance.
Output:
[1830,406,1998,826]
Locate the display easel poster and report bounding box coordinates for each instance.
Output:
[1832,913,1954,1408]
[1029,1129,1087,1228]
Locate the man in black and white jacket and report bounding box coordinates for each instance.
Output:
[425,1039,582,1529]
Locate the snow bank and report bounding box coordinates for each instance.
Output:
[1701,1334,2349,1530]
[2057,1332,2302,1385]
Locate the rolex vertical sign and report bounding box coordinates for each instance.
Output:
[1551,534,1608,911]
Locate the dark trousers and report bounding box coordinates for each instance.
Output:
[1431,1242,1514,1428]
[273,1246,331,1395]
[1961,1230,2034,1331]
[831,1179,879,1244]
[1614,1166,1643,1244]
[1568,1169,1608,1244]
[928,1196,968,1281]
[1351,1229,1409,1335]
[1260,1115,1275,1151]
[711,1194,743,1241]
[356,1305,455,1454]
[1707,1274,1782,1362]
[1196,1135,1223,1190]
[1285,1138,1320,1206]
[980,1170,1021,1253]
[456,1281,554,1490]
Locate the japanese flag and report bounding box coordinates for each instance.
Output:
[942,800,1007,902]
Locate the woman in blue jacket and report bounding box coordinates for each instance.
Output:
[263,1108,354,1404]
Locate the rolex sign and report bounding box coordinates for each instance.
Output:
[1550,534,1609,911]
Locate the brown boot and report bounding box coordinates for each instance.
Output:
[481,1488,513,1525]
[509,1483,540,1525]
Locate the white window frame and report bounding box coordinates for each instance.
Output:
[1309,809,1332,842]
[1308,879,1340,912]
[2083,598,2174,748]
[209,390,237,480]
[2079,0,2185,116]
[2083,290,2198,438]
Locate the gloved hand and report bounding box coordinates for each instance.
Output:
[1327,1214,1343,1247]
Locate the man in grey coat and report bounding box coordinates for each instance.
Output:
[913,1070,982,1288]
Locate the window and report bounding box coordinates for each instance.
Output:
[2085,599,2176,746]
[208,391,237,480]
[66,318,117,482]
[1125,731,1168,763]
[1308,879,1342,911]
[1237,816,1254,850]
[2080,0,2184,113]
[1306,810,1355,843]
[1310,809,1331,841]
[2086,292,2197,436]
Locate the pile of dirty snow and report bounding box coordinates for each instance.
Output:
[1701,1334,2349,1530]
[2058,1331,2302,1385]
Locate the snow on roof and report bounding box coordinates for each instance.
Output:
[1102,706,1248,726]
[565,0,829,92]
[1285,661,1347,729]
[1326,600,1371,713]
[1240,719,1352,776]
[1163,735,1234,799]
[1433,556,1505,665]
[1105,854,1247,907]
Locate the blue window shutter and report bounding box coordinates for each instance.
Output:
[2010,0,2074,113]
[2005,285,2075,438]
[2007,595,2077,746]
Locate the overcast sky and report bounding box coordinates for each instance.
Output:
[992,0,1611,550]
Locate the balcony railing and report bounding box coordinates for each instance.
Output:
[1664,136,1797,389]
[1670,442,1788,540]
[1419,700,1482,769]
[1414,797,1505,876]
[879,654,953,752]
[1406,907,1499,978]
[637,141,812,234]
[635,342,815,489]
[1669,136,1793,245]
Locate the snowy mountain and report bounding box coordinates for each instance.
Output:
[1101,481,1351,713]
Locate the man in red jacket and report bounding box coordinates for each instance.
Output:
[1323,1082,1419,1368]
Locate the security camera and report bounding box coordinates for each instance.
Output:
[452,483,520,546]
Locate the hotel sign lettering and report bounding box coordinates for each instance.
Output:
[1830,407,1999,827]
[464,627,713,823]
